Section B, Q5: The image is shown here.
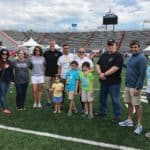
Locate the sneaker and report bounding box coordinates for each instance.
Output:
[88,114,94,119]
[118,120,133,127]
[37,103,42,108]
[58,110,62,113]
[145,132,150,138]
[2,109,12,115]
[53,111,57,114]
[67,111,72,117]
[134,125,143,135]
[47,103,52,108]
[78,108,85,113]
[33,103,37,108]
[81,113,88,117]
[94,112,107,117]
[112,118,121,124]
[74,108,78,114]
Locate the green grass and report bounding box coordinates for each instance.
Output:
[0,69,150,150]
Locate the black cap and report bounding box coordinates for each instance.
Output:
[107,39,116,44]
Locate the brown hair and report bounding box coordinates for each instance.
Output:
[33,46,43,56]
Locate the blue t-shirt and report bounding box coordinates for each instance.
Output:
[65,69,79,91]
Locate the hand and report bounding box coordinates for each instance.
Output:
[100,73,106,80]
[90,91,94,96]
[133,88,140,96]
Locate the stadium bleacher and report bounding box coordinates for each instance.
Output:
[3,30,150,52]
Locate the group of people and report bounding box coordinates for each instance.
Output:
[0,39,149,135]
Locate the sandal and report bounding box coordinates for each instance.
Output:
[2,109,12,115]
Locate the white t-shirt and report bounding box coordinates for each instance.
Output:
[75,56,94,70]
[57,53,75,79]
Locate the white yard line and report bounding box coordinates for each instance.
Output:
[0,125,140,150]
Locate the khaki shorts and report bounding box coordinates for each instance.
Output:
[124,87,141,105]
[67,91,75,100]
[81,90,94,102]
[44,76,54,89]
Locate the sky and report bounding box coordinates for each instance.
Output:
[0,0,150,32]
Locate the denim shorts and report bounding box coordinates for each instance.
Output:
[53,96,63,103]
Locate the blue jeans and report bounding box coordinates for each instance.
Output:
[99,83,121,119]
[15,82,28,109]
[0,81,10,109]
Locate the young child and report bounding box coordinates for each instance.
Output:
[79,61,94,119]
[65,61,79,116]
[50,75,64,113]
[146,62,150,104]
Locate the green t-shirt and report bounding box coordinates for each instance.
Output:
[79,71,94,91]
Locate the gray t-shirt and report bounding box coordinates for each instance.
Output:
[13,59,32,84]
[31,56,45,76]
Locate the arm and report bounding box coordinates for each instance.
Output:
[104,66,120,76]
[96,64,106,80]
[57,66,61,75]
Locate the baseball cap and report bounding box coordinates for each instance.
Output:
[107,39,116,44]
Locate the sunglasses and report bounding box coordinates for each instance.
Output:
[107,43,114,46]
[79,51,85,54]
[2,53,7,55]
[130,46,138,48]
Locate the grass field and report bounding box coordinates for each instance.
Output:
[0,69,150,150]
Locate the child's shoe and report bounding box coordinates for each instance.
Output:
[88,114,94,119]
[33,102,37,108]
[37,102,42,108]
[67,111,72,117]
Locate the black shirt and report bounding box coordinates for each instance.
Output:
[97,51,123,85]
[0,60,14,82]
[44,49,62,77]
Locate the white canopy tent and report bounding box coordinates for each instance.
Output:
[143,46,150,55]
[22,37,41,47]
[22,38,42,54]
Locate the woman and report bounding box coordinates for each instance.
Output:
[0,49,13,114]
[13,49,32,110]
[31,46,45,108]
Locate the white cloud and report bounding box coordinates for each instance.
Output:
[0,0,149,32]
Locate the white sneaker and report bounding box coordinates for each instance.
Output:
[37,102,42,108]
[134,125,143,135]
[145,132,150,138]
[118,120,133,127]
[33,103,37,108]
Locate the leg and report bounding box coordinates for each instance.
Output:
[128,103,133,121]
[21,82,28,109]
[58,103,61,113]
[84,102,88,114]
[37,83,43,108]
[0,81,10,110]
[32,83,38,107]
[69,100,73,112]
[109,84,121,119]
[89,102,93,115]
[45,76,53,104]
[15,83,22,109]
[53,103,57,113]
[99,83,108,114]
[135,105,142,125]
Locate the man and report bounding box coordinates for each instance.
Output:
[44,40,62,107]
[96,39,123,124]
[119,40,147,134]
[57,43,75,100]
